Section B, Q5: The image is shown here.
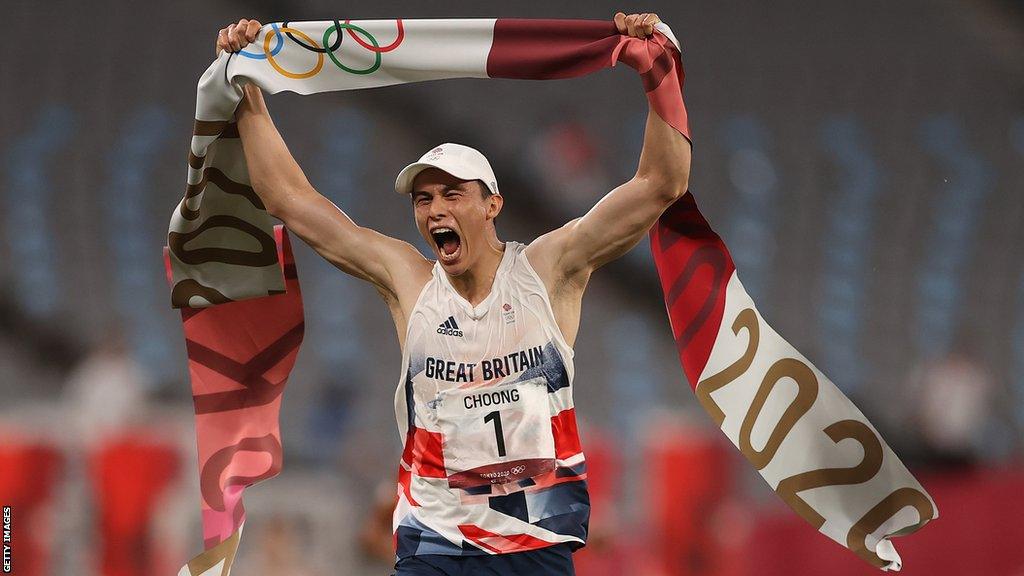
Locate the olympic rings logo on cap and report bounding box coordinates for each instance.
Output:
[237,20,405,79]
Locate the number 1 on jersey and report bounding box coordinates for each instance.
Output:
[484,410,507,457]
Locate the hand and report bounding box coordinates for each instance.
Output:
[215,18,262,56]
[613,11,661,39]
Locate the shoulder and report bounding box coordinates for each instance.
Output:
[391,247,434,297]
[523,219,590,294]
[373,237,433,302]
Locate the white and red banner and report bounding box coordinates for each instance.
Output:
[167,18,934,575]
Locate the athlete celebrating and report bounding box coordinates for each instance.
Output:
[218,11,690,575]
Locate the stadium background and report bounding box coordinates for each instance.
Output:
[1,0,1023,574]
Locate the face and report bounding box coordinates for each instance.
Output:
[410,167,502,276]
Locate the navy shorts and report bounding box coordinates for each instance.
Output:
[393,543,576,576]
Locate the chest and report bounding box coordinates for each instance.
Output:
[412,270,570,390]
[411,278,547,354]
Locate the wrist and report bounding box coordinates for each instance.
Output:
[236,84,268,119]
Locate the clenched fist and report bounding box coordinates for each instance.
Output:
[215,18,263,56]
[613,11,662,39]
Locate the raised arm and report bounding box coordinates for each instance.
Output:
[218,19,430,305]
[529,12,691,284]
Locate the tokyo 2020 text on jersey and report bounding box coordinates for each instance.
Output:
[393,241,589,559]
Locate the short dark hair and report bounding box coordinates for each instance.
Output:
[472,179,494,199]
[473,180,499,223]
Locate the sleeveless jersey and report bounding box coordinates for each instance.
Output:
[393,241,589,558]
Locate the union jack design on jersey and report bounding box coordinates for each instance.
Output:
[393,242,589,558]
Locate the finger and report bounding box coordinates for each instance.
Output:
[630,14,644,37]
[245,19,261,42]
[226,24,241,51]
[613,11,627,34]
[625,14,638,37]
[217,28,229,52]
[225,24,236,51]
[638,13,655,36]
[233,19,249,49]
[622,14,638,36]
[647,13,663,33]
[637,13,651,37]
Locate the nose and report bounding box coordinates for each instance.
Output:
[427,195,448,220]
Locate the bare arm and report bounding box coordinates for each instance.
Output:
[525,11,690,343]
[554,105,691,274]
[221,20,430,303]
[528,12,691,281]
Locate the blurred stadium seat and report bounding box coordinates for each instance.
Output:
[1,0,1023,573]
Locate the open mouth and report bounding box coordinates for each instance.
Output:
[431,227,462,263]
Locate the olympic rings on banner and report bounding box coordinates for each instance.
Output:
[265,26,324,79]
[322,22,381,75]
[343,18,405,52]
[281,20,343,53]
[237,22,284,59]
[256,20,405,78]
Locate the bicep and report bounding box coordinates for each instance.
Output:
[274,184,425,293]
[561,176,680,273]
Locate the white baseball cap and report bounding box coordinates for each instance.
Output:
[394,143,500,196]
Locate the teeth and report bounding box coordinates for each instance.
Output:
[432,227,453,235]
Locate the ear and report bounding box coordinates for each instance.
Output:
[486,193,503,221]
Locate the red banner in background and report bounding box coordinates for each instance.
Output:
[90,436,178,576]
[0,442,62,576]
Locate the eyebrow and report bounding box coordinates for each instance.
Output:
[413,186,462,197]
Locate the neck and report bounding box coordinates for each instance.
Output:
[447,236,505,306]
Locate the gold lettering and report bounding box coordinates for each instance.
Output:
[775,419,883,529]
[695,308,759,426]
[739,358,819,470]
[846,487,935,568]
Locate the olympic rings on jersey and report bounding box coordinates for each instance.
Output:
[322,22,381,75]
[281,20,343,53]
[343,18,405,52]
[237,22,284,60]
[264,26,324,79]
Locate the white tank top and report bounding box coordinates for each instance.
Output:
[392,241,590,558]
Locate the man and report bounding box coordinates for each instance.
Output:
[217,11,690,575]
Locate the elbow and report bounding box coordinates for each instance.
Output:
[259,194,286,220]
[639,172,689,204]
[266,206,286,221]
[255,181,311,221]
[660,178,689,203]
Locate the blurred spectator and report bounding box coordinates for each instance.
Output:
[61,329,151,446]
[57,327,185,576]
[905,336,995,470]
[245,514,321,576]
[359,479,399,566]
[525,115,615,214]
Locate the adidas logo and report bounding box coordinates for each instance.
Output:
[437,316,464,337]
